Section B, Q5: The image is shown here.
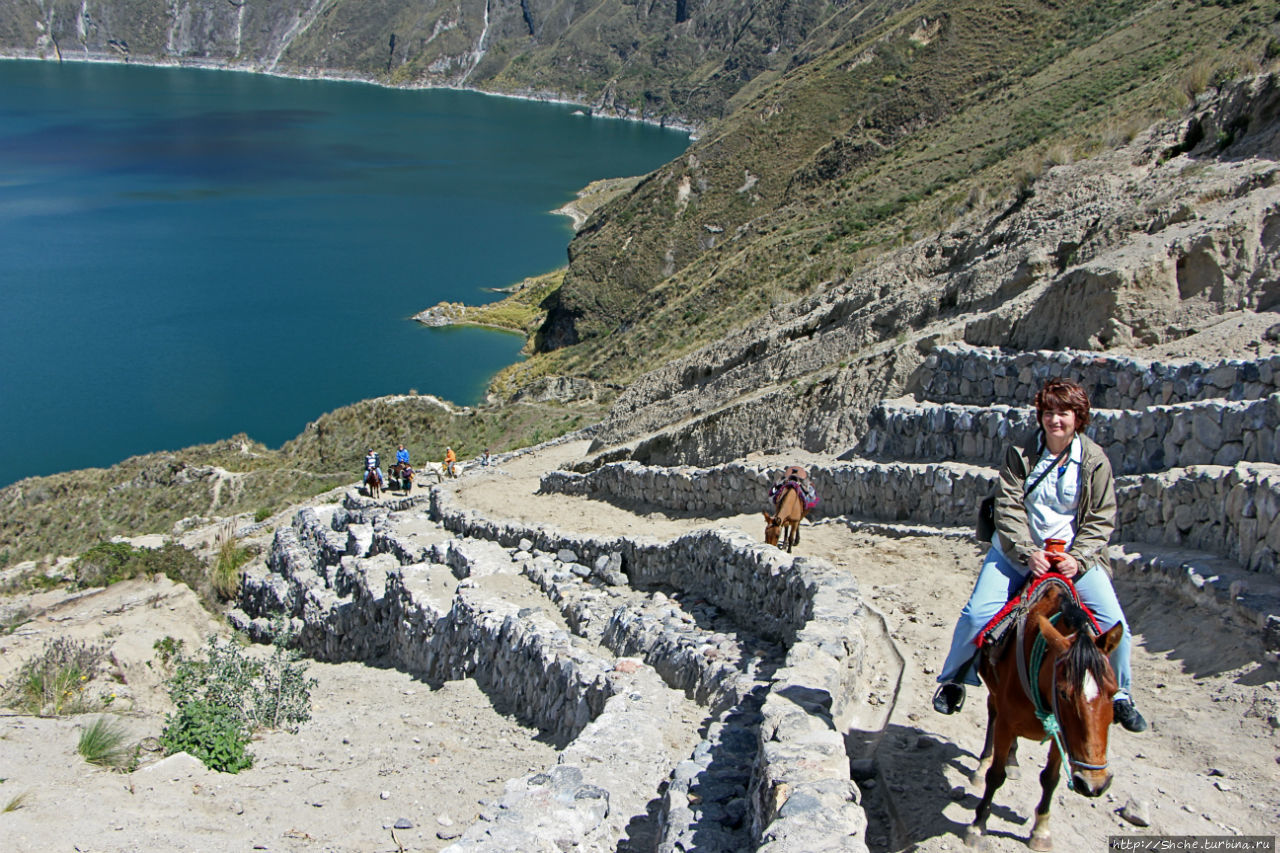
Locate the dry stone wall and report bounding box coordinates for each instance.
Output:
[542,461,995,529]
[862,395,1280,475]
[1118,463,1280,576]
[919,345,1280,408]
[431,486,821,644]
[236,487,875,852]
[538,459,1280,586]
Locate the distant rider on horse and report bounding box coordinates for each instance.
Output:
[364,447,384,489]
[769,465,817,510]
[395,444,410,467]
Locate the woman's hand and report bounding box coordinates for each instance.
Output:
[1028,549,1080,578]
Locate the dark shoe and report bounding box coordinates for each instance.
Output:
[1113,698,1148,732]
[933,682,965,715]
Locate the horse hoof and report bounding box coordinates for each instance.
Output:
[965,827,986,849]
[1028,833,1052,852]
[1005,764,1021,781]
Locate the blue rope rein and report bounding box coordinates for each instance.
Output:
[1027,618,1075,789]
[1027,613,1108,791]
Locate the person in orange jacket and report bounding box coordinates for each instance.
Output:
[444,446,457,478]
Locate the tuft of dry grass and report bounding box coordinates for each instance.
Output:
[211,522,253,600]
[1181,59,1215,102]
[3,790,31,812]
[77,716,137,771]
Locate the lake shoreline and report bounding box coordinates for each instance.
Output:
[0,60,684,487]
[0,51,701,138]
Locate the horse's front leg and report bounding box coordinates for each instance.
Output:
[1028,742,1063,851]
[967,723,1014,848]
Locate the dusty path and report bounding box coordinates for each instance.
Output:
[460,441,1280,850]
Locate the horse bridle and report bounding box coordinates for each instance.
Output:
[1027,616,1110,789]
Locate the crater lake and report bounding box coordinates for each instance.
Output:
[0,60,689,486]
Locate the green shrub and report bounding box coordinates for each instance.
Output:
[161,624,315,772]
[72,541,219,610]
[253,507,273,523]
[72,542,137,588]
[159,700,253,773]
[152,636,185,669]
[4,637,106,715]
[78,716,136,770]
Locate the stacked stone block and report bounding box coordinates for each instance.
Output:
[920,344,1280,408]
[861,395,1280,476]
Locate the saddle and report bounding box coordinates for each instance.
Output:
[769,478,819,510]
[974,572,1101,651]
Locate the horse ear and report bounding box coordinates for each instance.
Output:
[1037,614,1071,656]
[762,511,774,523]
[1096,621,1124,656]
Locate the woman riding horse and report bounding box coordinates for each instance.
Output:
[933,378,1147,733]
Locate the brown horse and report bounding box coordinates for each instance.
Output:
[364,467,382,499]
[763,485,806,552]
[967,580,1124,851]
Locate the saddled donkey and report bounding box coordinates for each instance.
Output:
[364,467,382,499]
[389,462,415,495]
[763,485,806,552]
[967,578,1124,851]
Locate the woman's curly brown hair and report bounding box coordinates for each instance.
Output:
[1034,377,1091,429]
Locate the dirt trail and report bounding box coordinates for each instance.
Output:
[459,442,1280,850]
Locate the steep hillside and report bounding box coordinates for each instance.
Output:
[529,0,1279,376]
[578,72,1280,466]
[2,1,1278,566]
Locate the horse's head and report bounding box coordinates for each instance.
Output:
[1036,603,1124,797]
[763,511,781,547]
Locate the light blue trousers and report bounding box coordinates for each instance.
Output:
[936,546,1133,699]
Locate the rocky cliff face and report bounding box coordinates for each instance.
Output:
[582,75,1280,466]
[0,0,865,126]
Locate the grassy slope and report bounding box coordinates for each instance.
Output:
[0,395,603,565]
[524,0,1274,387]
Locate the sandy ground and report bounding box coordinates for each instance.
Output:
[1,436,1278,852]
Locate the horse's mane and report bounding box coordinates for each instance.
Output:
[1055,598,1111,688]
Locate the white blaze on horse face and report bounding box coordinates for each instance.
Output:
[1082,669,1099,703]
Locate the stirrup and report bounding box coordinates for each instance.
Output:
[932,682,965,715]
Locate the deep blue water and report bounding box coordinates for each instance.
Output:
[0,61,688,486]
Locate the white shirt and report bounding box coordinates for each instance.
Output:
[990,434,1083,556]
[1023,434,1083,549]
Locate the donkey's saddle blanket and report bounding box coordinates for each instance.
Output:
[973,573,1102,648]
[770,479,819,509]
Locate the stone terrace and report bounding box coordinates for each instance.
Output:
[542,345,1280,652]
[235,480,872,852]
[233,343,1280,852]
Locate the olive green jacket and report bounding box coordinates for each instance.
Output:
[993,432,1117,576]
